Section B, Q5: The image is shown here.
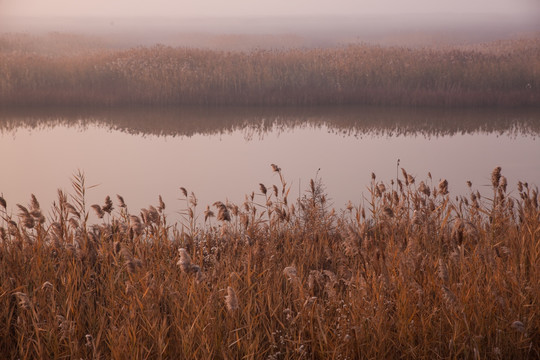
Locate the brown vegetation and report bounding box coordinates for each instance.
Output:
[0,34,538,106]
[2,105,540,139]
[0,166,538,359]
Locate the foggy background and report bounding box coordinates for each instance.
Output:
[2,0,539,17]
[1,0,539,48]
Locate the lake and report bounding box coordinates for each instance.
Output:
[1,106,538,223]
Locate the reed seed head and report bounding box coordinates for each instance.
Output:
[383,206,394,218]
[438,259,449,284]
[117,194,126,208]
[189,192,198,207]
[177,248,192,272]
[216,203,231,222]
[158,195,165,211]
[91,204,105,219]
[283,266,298,281]
[30,194,40,211]
[491,166,502,188]
[204,205,214,222]
[225,286,239,312]
[129,215,143,235]
[180,187,188,198]
[499,176,507,192]
[438,179,449,195]
[13,292,31,310]
[102,196,113,214]
[511,321,525,333]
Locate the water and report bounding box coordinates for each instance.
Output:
[1,106,538,222]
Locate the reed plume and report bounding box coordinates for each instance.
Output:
[492,166,502,188]
[225,286,239,312]
[438,179,449,195]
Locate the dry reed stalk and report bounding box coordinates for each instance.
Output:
[0,166,538,359]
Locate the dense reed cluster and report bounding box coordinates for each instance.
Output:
[1,34,538,106]
[0,166,538,359]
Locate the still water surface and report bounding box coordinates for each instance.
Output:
[1,106,538,222]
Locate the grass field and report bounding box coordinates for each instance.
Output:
[0,166,538,359]
[1,34,539,107]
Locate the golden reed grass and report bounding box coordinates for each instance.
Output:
[0,166,538,359]
[0,34,538,107]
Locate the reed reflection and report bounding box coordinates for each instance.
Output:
[1,106,539,138]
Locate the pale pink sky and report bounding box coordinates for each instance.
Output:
[2,0,539,17]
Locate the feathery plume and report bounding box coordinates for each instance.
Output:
[129,215,143,235]
[511,321,525,333]
[491,167,502,188]
[158,195,165,211]
[225,286,239,312]
[438,259,449,284]
[177,248,192,273]
[117,194,126,208]
[30,194,40,211]
[438,179,449,195]
[189,192,198,207]
[499,176,507,192]
[91,204,105,219]
[383,206,394,218]
[13,292,31,310]
[283,266,298,281]
[204,205,214,222]
[180,187,188,198]
[216,202,231,222]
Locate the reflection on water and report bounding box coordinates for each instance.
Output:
[1,106,540,138]
[0,106,539,222]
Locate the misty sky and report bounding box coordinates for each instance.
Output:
[2,0,540,18]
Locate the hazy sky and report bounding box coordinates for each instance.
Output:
[2,0,540,17]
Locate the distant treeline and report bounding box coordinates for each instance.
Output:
[0,36,539,106]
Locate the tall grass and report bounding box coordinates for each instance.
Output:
[0,35,538,106]
[0,166,538,359]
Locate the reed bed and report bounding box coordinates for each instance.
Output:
[0,35,539,106]
[0,166,538,359]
